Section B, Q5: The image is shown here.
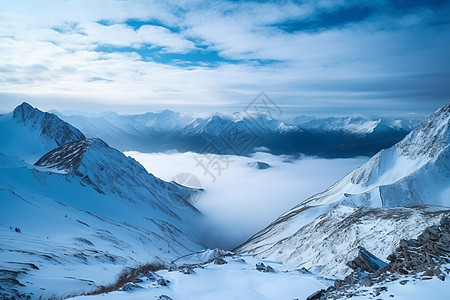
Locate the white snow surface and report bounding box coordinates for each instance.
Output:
[69,256,330,300]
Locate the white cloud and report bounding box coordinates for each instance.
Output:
[0,0,448,114]
[126,151,368,249]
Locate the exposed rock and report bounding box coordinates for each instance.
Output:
[180,266,195,274]
[255,262,275,273]
[346,247,388,273]
[157,278,168,286]
[247,161,271,170]
[317,213,450,299]
[213,257,227,265]
[306,289,324,300]
[121,282,142,291]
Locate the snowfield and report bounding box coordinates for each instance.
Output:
[70,255,330,300]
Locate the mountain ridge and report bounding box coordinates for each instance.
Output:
[0,103,205,298]
[236,102,450,277]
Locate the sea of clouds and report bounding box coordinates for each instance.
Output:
[126,151,368,249]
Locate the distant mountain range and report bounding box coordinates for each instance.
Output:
[56,110,423,157]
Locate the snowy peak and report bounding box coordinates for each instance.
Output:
[292,115,421,135]
[348,101,449,190]
[12,101,35,122]
[12,102,86,147]
[397,102,449,160]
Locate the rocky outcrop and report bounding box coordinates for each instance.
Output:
[314,213,450,299]
[346,247,387,273]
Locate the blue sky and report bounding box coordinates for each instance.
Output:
[0,0,449,116]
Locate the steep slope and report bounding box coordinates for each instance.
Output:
[0,106,204,298]
[0,102,85,162]
[236,103,450,277]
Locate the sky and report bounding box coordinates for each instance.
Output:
[0,0,449,116]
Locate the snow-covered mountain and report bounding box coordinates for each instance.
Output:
[0,102,85,162]
[57,110,422,157]
[291,116,421,135]
[236,102,450,277]
[0,104,204,298]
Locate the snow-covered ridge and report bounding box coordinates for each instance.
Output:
[0,104,205,298]
[13,102,85,147]
[0,102,85,163]
[236,102,450,277]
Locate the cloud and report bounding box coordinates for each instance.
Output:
[0,0,449,115]
[126,150,368,249]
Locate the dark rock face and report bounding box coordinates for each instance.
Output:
[213,257,227,265]
[12,102,85,146]
[255,262,275,273]
[306,289,325,300]
[346,247,388,273]
[34,139,95,171]
[315,213,450,299]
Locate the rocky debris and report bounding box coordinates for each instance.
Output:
[256,262,275,273]
[213,257,227,265]
[158,295,173,300]
[386,214,450,280]
[314,213,450,299]
[120,282,142,291]
[346,247,388,273]
[307,289,325,300]
[233,258,246,264]
[179,265,196,274]
[157,278,168,286]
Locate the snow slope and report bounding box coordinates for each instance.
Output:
[70,255,330,300]
[236,102,450,277]
[0,105,204,298]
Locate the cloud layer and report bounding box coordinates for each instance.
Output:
[0,0,449,115]
[126,150,367,249]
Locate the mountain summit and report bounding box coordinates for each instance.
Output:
[0,102,85,162]
[12,102,85,147]
[0,104,203,298]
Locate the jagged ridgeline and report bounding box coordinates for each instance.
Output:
[57,107,421,158]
